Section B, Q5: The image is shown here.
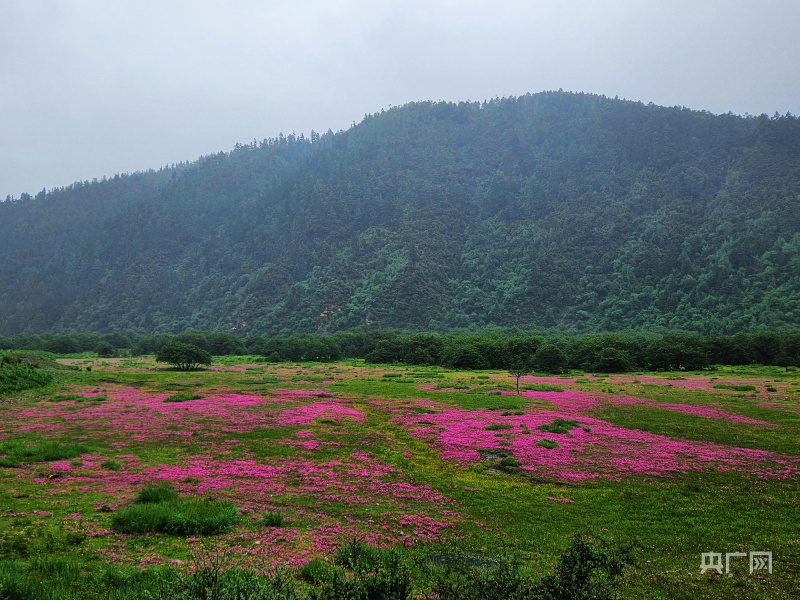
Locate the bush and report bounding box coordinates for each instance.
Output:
[41,336,81,355]
[425,535,634,600]
[299,559,329,584]
[310,539,411,600]
[646,338,709,371]
[0,359,53,395]
[155,342,212,371]
[96,342,116,358]
[534,534,636,600]
[205,332,246,356]
[588,348,636,373]
[532,343,567,374]
[424,547,532,600]
[441,342,491,370]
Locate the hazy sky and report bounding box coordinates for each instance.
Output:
[2,0,799,198]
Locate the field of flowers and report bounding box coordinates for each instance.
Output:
[1,357,799,598]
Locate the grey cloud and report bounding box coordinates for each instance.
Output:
[2,0,799,197]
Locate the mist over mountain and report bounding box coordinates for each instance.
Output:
[1,91,798,336]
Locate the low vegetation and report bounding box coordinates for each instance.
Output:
[0,352,54,395]
[0,353,798,598]
[111,486,240,536]
[0,440,91,469]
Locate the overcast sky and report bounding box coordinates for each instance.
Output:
[2,0,799,198]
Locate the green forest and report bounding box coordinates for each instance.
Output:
[1,91,799,336]
[3,330,799,372]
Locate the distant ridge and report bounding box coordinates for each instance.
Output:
[1,91,799,335]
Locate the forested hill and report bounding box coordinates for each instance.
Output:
[1,91,799,336]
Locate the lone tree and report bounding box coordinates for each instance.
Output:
[509,357,532,395]
[156,342,212,371]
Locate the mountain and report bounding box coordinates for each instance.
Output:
[1,91,799,336]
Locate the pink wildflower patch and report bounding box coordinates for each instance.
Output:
[609,375,775,392]
[515,389,602,412]
[273,401,365,426]
[271,389,333,400]
[48,460,74,471]
[279,438,320,450]
[394,408,800,481]
[520,376,575,386]
[611,397,775,425]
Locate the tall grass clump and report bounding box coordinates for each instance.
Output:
[260,511,284,527]
[135,484,179,504]
[111,485,239,536]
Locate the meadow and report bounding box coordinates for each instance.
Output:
[1,355,799,598]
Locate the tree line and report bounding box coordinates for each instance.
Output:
[2,330,798,372]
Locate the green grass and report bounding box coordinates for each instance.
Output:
[2,359,799,599]
[536,418,579,434]
[135,484,179,504]
[299,558,329,583]
[0,440,91,468]
[163,391,204,402]
[111,496,239,535]
[523,383,564,392]
[260,511,284,527]
[47,394,85,402]
[592,404,800,455]
[0,362,54,395]
[712,383,757,391]
[535,439,560,449]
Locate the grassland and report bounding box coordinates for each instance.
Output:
[1,356,798,598]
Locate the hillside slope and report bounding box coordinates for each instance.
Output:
[1,91,799,335]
